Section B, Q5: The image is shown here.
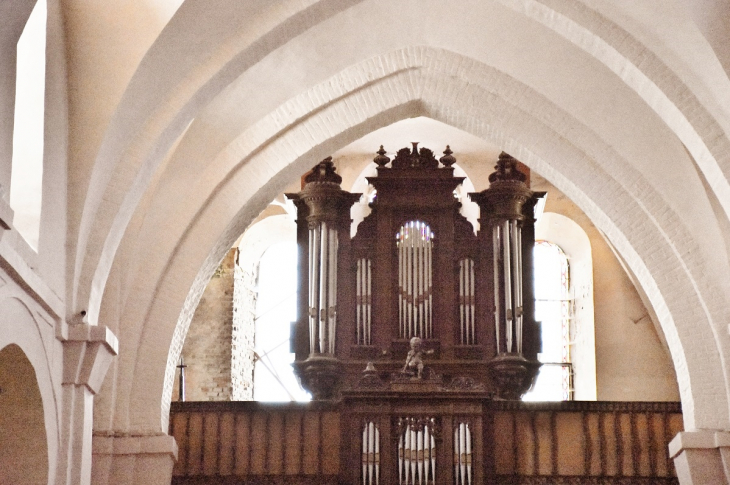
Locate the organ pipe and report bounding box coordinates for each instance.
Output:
[397,417,437,485]
[397,221,434,340]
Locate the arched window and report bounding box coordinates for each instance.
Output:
[10,0,46,250]
[524,240,572,401]
[251,241,310,401]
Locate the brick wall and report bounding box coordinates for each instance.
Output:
[174,249,237,401]
[232,253,256,400]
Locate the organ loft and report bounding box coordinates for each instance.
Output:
[285,143,546,483]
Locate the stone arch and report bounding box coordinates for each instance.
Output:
[85,6,730,435]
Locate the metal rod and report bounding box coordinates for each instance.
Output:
[177,357,186,402]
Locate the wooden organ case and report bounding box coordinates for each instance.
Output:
[287,143,546,484]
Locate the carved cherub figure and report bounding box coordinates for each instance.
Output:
[402,337,433,379]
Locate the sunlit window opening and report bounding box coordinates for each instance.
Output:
[252,242,310,402]
[10,0,46,251]
[523,240,572,401]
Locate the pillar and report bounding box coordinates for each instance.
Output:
[56,323,117,485]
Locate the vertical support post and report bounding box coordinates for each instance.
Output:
[177,357,186,402]
[57,324,118,485]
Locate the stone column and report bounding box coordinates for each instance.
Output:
[91,434,177,485]
[670,430,730,484]
[56,323,118,485]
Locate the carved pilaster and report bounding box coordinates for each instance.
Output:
[57,324,118,485]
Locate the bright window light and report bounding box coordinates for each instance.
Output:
[253,242,310,402]
[523,241,572,401]
[10,0,46,251]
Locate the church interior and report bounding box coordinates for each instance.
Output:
[2,1,730,484]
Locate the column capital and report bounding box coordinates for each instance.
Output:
[669,430,730,458]
[61,324,118,393]
[670,429,730,485]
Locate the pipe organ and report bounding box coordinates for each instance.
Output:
[287,143,544,483]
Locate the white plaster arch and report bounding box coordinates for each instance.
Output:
[87,49,730,436]
[75,0,730,334]
[0,296,59,485]
[80,2,730,437]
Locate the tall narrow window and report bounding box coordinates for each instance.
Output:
[10,0,46,250]
[524,241,572,401]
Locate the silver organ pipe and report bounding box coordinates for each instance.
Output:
[459,258,476,345]
[492,225,501,353]
[328,228,336,353]
[469,258,475,344]
[362,421,380,485]
[399,234,404,336]
[397,417,436,485]
[367,259,371,345]
[503,220,513,353]
[307,222,340,355]
[397,221,434,340]
[510,220,522,354]
[489,215,527,355]
[356,258,361,345]
[454,422,473,485]
[356,258,373,345]
[308,228,315,354]
[319,222,328,353]
[310,226,320,354]
[426,234,433,335]
[459,259,465,345]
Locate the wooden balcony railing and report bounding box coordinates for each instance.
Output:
[169,400,681,484]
